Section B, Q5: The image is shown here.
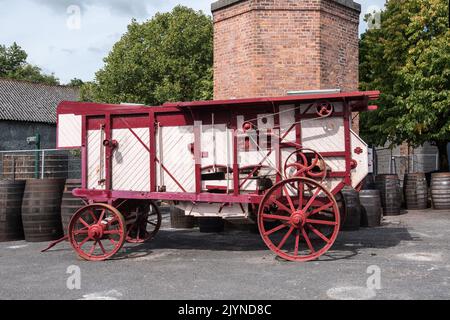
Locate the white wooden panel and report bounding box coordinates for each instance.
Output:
[201,124,231,167]
[156,126,195,192]
[279,104,296,142]
[302,118,345,153]
[351,130,369,188]
[176,201,248,219]
[112,128,150,192]
[237,148,277,170]
[87,130,105,190]
[257,113,274,129]
[58,114,82,148]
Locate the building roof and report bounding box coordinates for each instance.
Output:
[0,78,80,124]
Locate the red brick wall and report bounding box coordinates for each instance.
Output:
[319,0,360,91]
[212,0,361,131]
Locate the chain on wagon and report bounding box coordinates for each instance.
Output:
[50,91,379,261]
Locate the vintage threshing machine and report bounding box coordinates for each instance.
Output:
[55,91,379,261]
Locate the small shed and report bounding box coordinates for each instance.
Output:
[0,78,79,150]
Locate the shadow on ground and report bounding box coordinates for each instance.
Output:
[113,219,418,262]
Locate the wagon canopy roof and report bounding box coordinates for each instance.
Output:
[163,91,380,110]
[57,91,380,115]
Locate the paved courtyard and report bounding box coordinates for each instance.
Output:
[0,208,449,300]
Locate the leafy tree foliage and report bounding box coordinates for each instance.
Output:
[360,0,449,170]
[83,5,213,105]
[0,42,59,85]
[68,78,84,87]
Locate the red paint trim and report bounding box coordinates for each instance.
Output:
[194,121,202,194]
[149,113,156,192]
[57,91,380,118]
[295,105,302,147]
[274,104,282,185]
[112,114,150,129]
[162,91,380,109]
[73,189,262,204]
[320,151,346,157]
[343,101,352,186]
[232,130,239,196]
[81,115,87,189]
[105,113,112,191]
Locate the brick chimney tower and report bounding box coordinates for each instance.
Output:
[212,0,361,99]
[211,0,362,131]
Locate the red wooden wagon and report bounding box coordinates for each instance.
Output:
[54,90,379,261]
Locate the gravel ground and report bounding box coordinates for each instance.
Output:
[0,208,449,300]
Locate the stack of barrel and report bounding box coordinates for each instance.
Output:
[341,184,383,231]
[0,180,26,242]
[61,180,84,235]
[403,173,428,210]
[21,179,66,242]
[431,173,450,210]
[374,174,402,216]
[0,177,86,243]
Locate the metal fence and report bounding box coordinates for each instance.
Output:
[374,152,439,186]
[0,149,81,180]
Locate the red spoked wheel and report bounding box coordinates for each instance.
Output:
[316,101,334,117]
[258,177,340,262]
[125,201,162,243]
[284,148,327,182]
[68,203,126,261]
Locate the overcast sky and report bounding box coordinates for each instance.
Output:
[0,0,386,84]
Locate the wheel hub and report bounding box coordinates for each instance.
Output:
[291,211,306,227]
[88,224,104,240]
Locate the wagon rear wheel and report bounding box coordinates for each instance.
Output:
[68,204,126,261]
[125,201,161,243]
[257,177,340,262]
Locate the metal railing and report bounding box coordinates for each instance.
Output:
[0,148,81,180]
[374,152,439,186]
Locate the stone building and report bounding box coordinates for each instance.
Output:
[0,78,79,151]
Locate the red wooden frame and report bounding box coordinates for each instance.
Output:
[58,91,380,205]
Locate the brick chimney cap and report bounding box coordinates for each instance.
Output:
[211,0,361,13]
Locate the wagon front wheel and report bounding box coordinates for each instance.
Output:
[68,204,126,261]
[258,177,340,262]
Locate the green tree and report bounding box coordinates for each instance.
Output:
[68,78,84,87]
[83,5,213,105]
[79,81,98,102]
[0,42,59,85]
[360,0,450,170]
[0,42,27,75]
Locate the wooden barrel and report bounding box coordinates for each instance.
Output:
[2,154,68,180]
[361,173,376,190]
[375,174,401,216]
[340,187,361,231]
[359,190,383,227]
[61,179,84,235]
[431,173,450,210]
[0,180,26,242]
[198,217,225,233]
[170,205,196,229]
[21,179,65,242]
[404,173,428,210]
